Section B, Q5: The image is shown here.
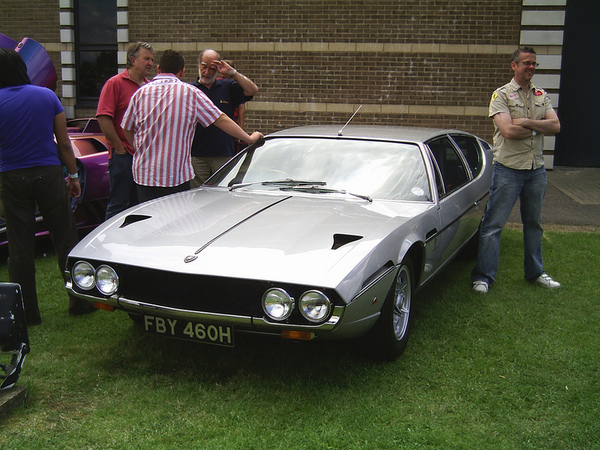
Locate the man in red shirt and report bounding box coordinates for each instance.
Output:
[96,42,154,220]
[121,50,263,202]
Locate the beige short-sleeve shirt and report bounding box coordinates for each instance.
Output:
[489,78,555,170]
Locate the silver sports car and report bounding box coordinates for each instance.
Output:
[65,125,493,360]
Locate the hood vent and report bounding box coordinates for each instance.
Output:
[331,233,363,250]
[119,214,152,228]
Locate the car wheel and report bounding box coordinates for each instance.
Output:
[363,258,414,361]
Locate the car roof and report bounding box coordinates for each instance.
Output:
[267,125,473,144]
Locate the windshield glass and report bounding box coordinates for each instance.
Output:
[207,137,431,201]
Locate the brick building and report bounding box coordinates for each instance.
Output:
[1,0,577,166]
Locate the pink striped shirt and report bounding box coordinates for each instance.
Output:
[121,74,222,187]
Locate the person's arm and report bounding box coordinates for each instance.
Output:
[493,112,535,140]
[511,110,560,135]
[97,115,127,154]
[237,104,246,129]
[231,70,259,96]
[213,60,258,96]
[54,112,81,198]
[212,114,262,143]
[123,128,134,147]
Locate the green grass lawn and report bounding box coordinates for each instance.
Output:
[1,228,598,449]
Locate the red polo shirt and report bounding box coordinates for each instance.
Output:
[96,70,148,156]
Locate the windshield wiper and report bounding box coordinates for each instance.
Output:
[229,178,326,191]
[279,185,372,202]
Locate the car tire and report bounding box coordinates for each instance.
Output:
[363,258,414,361]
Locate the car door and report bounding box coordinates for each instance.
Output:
[426,135,476,266]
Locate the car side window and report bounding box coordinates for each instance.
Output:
[71,138,107,156]
[450,134,483,178]
[427,137,470,195]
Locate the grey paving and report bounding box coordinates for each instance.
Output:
[508,166,600,231]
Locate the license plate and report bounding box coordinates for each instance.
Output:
[143,315,234,347]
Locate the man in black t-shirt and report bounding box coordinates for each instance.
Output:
[190,49,259,186]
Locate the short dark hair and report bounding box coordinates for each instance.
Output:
[0,48,31,88]
[159,50,185,75]
[126,42,154,68]
[511,47,536,63]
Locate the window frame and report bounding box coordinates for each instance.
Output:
[74,0,118,106]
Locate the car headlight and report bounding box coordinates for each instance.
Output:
[299,290,331,323]
[262,288,294,321]
[95,265,119,296]
[72,261,95,290]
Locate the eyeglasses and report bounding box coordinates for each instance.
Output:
[518,61,539,68]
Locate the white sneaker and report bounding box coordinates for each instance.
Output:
[534,273,561,289]
[472,280,489,293]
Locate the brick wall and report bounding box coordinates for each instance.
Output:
[0,0,60,42]
[126,0,527,141]
[3,0,565,145]
[128,0,521,44]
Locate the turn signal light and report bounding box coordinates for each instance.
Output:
[93,302,114,312]
[281,330,314,341]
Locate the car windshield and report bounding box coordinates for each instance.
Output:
[206,137,431,201]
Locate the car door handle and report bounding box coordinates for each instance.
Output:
[426,229,437,240]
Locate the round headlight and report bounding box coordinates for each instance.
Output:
[262,288,294,321]
[72,261,96,290]
[95,265,119,296]
[299,290,331,323]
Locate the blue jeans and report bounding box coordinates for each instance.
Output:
[472,163,547,284]
[105,152,139,220]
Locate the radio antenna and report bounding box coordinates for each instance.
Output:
[337,104,362,136]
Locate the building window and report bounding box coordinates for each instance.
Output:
[75,0,117,104]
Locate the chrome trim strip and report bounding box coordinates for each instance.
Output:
[118,298,253,326]
[252,305,344,332]
[66,281,120,307]
[67,287,345,332]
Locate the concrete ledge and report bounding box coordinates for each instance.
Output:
[0,385,27,418]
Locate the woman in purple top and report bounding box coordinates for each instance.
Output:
[0,48,93,324]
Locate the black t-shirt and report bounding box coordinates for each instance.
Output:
[190,78,253,157]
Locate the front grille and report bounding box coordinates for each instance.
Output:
[117,264,268,316]
[70,259,342,321]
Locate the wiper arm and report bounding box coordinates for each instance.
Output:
[229,178,326,191]
[279,186,372,202]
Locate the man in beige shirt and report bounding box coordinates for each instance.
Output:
[471,47,561,294]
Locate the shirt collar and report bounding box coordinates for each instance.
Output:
[509,77,534,93]
[120,69,149,85]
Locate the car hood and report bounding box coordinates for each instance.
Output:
[71,188,430,293]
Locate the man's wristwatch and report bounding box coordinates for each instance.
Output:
[68,172,79,179]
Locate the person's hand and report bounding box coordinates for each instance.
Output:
[248,131,264,143]
[67,178,82,198]
[213,60,234,76]
[113,145,127,155]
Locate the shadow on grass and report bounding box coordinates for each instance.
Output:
[85,249,482,390]
[92,313,374,386]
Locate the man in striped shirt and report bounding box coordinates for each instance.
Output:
[122,50,263,202]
